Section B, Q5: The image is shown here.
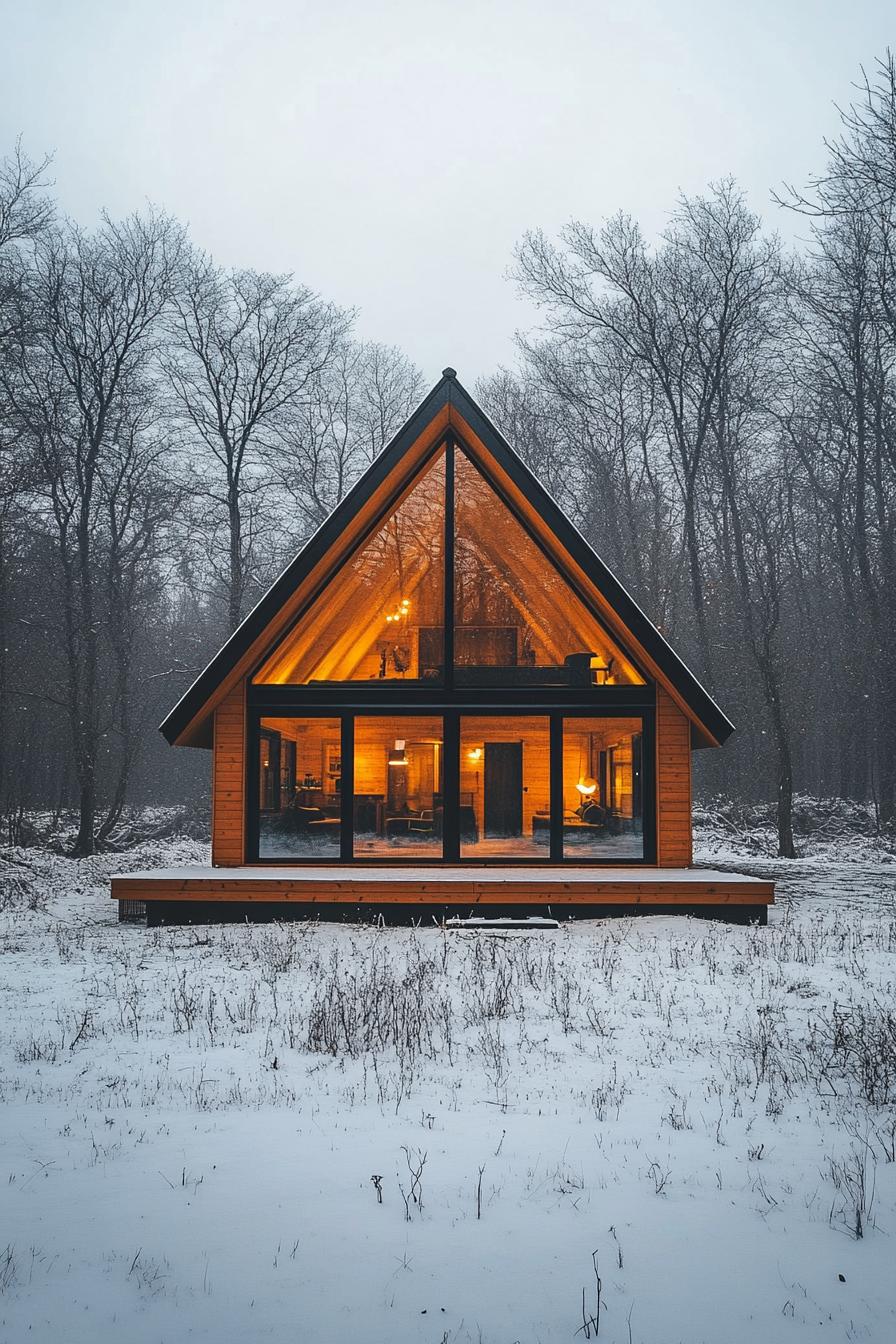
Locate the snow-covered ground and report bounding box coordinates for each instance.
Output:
[0,827,894,1343]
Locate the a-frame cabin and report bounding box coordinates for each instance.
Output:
[113,370,773,922]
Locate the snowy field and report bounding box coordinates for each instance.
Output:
[1,825,895,1343]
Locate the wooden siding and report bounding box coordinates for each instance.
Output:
[656,687,692,866]
[212,682,246,866]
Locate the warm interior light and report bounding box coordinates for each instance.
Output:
[576,776,597,796]
[384,596,411,625]
[590,654,613,685]
[388,739,407,767]
[467,747,482,762]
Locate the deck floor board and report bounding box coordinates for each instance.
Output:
[112,864,774,907]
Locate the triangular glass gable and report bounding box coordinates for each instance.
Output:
[453,451,644,685]
[254,448,445,684]
[254,442,644,687]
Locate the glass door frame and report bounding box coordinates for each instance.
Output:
[245,705,656,865]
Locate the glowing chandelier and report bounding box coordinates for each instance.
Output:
[385,597,411,624]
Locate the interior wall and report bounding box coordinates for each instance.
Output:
[262,717,339,794]
[353,717,443,810]
[459,714,550,838]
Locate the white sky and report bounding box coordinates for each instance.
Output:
[1,0,893,382]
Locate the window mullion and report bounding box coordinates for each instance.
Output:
[444,434,454,690]
[340,715,354,860]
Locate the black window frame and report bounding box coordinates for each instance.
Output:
[246,704,656,866]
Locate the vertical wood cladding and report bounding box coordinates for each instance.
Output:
[656,688,692,866]
[212,681,245,866]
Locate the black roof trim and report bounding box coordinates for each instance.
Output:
[160,371,733,747]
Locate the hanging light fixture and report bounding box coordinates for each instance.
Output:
[385,597,411,624]
[576,776,597,796]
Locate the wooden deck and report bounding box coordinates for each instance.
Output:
[112,865,774,924]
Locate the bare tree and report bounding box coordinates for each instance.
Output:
[271,340,423,545]
[515,180,780,688]
[94,410,183,842]
[3,208,183,853]
[166,259,350,632]
[0,139,54,254]
[0,141,54,807]
[0,140,54,341]
[777,56,896,826]
[778,50,896,219]
[480,339,679,628]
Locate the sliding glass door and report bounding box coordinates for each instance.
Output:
[561,717,644,859]
[459,715,551,858]
[353,716,444,857]
[257,716,342,859]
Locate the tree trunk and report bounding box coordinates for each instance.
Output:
[765,669,796,858]
[67,492,100,857]
[72,771,96,856]
[682,480,714,689]
[228,482,243,634]
[876,659,896,828]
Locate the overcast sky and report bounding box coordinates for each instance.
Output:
[1,1,893,382]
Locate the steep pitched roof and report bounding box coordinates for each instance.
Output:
[160,369,733,749]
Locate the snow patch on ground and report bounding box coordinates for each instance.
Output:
[1,831,895,1342]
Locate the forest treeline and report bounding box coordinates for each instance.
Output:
[1,54,895,856]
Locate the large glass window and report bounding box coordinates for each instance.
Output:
[562,717,644,859]
[454,452,644,686]
[353,716,444,857]
[459,716,551,858]
[257,717,341,858]
[254,449,445,684]
[253,712,650,864]
[254,443,645,689]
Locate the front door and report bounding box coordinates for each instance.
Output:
[484,742,523,838]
